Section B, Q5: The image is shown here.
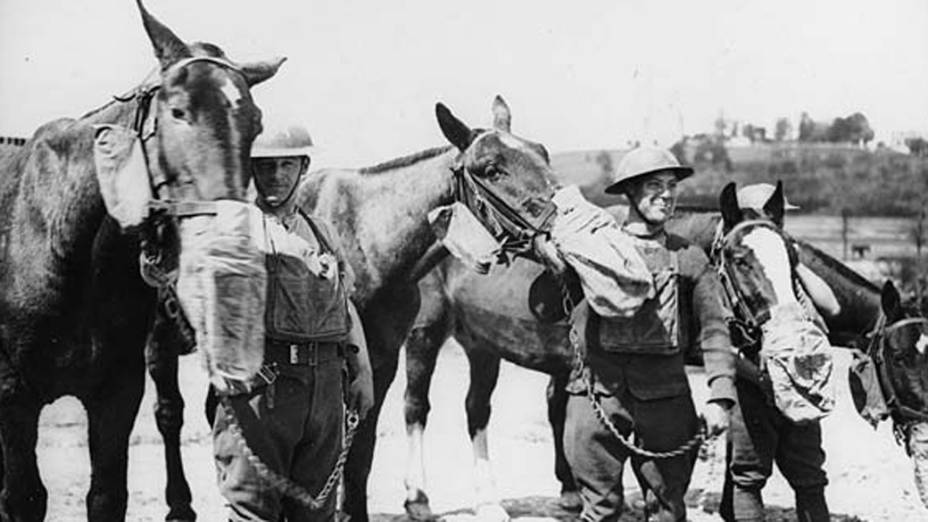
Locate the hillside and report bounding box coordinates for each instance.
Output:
[551,143,928,216]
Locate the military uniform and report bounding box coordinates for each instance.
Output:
[564,230,736,522]
[212,210,354,522]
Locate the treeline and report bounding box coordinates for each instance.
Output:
[676,144,928,216]
[551,144,928,216]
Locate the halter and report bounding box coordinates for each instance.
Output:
[116,56,249,349]
[449,133,557,260]
[712,219,804,350]
[118,55,248,220]
[863,314,928,426]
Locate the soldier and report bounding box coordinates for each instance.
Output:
[563,146,736,522]
[211,124,374,521]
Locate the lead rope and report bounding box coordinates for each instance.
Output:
[561,281,710,460]
[221,396,361,509]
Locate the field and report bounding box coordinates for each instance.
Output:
[38,341,928,521]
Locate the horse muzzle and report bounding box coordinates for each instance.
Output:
[174,200,267,394]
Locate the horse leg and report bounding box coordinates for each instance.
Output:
[464,349,508,521]
[84,364,145,522]
[402,319,449,520]
[146,339,195,522]
[0,396,45,521]
[344,287,419,522]
[546,372,580,511]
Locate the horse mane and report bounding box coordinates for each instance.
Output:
[358,146,453,175]
[798,239,880,292]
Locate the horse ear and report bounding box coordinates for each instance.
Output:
[492,95,512,132]
[239,57,287,87]
[719,182,743,229]
[764,180,786,226]
[436,103,475,151]
[136,0,191,69]
[881,280,903,320]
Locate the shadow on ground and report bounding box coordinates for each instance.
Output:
[371,490,866,521]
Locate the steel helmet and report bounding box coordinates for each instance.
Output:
[251,123,314,158]
[737,183,799,211]
[604,146,694,195]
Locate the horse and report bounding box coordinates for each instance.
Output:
[146,95,562,521]
[0,2,283,520]
[401,183,928,518]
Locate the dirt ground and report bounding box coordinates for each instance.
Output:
[38,343,927,521]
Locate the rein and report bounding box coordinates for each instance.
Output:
[863,314,928,430]
[450,142,556,260]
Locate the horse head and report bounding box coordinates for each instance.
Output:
[717,181,800,323]
[875,280,928,508]
[876,281,928,421]
[106,1,285,390]
[134,0,282,209]
[435,96,560,267]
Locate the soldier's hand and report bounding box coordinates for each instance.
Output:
[348,368,374,420]
[702,400,732,438]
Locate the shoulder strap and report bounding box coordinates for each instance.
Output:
[297,208,335,254]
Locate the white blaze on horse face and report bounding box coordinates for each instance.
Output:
[916,332,928,355]
[741,227,799,306]
[219,77,243,107]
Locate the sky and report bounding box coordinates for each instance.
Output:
[1,0,927,167]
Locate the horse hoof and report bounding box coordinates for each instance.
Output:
[404,490,434,521]
[559,490,582,512]
[475,502,510,522]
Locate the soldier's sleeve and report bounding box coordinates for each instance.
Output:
[685,246,737,405]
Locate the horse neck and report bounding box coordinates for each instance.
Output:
[320,149,458,306]
[54,100,141,261]
[796,241,883,341]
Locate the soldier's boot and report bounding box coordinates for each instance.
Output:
[795,486,829,522]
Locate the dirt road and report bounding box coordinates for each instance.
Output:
[38,343,926,521]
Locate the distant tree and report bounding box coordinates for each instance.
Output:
[906,137,928,157]
[827,112,874,146]
[775,117,792,141]
[742,123,755,142]
[714,115,727,137]
[798,112,815,142]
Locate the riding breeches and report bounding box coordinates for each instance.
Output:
[721,377,829,522]
[212,343,346,522]
[564,386,699,522]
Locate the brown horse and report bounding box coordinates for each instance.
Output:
[297,96,562,522]
[402,189,928,518]
[0,2,282,520]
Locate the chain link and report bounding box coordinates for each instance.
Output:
[571,320,712,460]
[222,398,361,509]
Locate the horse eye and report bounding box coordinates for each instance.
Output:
[171,108,187,121]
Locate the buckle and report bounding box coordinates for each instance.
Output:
[255,363,278,386]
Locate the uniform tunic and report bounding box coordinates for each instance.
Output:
[564,230,735,522]
[212,210,354,522]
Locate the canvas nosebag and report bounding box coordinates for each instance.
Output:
[760,302,836,424]
[428,202,501,274]
[549,185,653,318]
[92,124,154,228]
[176,201,267,394]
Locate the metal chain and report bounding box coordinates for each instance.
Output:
[222,398,361,509]
[570,322,711,460]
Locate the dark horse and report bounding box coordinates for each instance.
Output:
[0,2,282,520]
[401,185,928,518]
[149,96,562,521]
